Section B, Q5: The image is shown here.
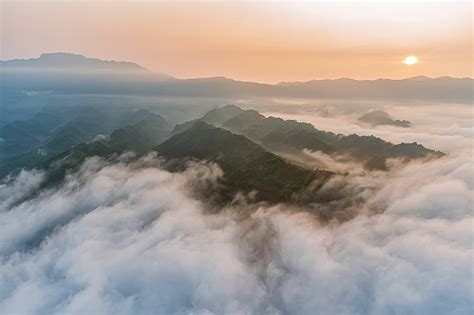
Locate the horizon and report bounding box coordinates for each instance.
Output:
[2,51,472,84]
[2,1,472,84]
[1,2,473,314]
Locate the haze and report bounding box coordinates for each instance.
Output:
[1,0,472,83]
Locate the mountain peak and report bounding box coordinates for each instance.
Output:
[406,75,431,81]
[156,122,331,203]
[2,52,147,72]
[39,52,87,61]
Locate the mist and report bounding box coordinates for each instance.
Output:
[0,143,471,315]
[252,98,472,154]
[1,2,472,313]
[0,92,472,314]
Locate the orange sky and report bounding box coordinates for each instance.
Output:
[1,1,472,83]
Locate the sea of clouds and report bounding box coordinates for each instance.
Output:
[258,99,472,154]
[0,101,472,315]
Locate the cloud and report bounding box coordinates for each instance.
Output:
[301,149,367,174]
[259,100,473,154]
[0,147,472,314]
[0,169,45,210]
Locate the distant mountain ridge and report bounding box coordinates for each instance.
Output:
[1,52,472,102]
[1,52,175,82]
[1,52,147,72]
[276,75,471,85]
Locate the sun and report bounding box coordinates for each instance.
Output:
[403,56,418,65]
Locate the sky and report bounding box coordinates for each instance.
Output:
[1,0,472,83]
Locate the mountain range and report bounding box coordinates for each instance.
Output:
[1,103,444,207]
[0,52,450,209]
[172,105,442,169]
[156,121,331,203]
[1,53,472,102]
[0,108,171,176]
[1,52,148,72]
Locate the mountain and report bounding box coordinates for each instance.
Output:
[1,53,471,102]
[358,110,411,128]
[152,76,473,102]
[0,110,64,157]
[156,122,332,203]
[406,75,431,81]
[8,111,330,205]
[1,52,148,72]
[1,108,119,161]
[0,53,175,94]
[271,77,473,102]
[171,105,443,169]
[170,105,244,136]
[38,112,172,188]
[0,109,172,177]
[105,113,171,153]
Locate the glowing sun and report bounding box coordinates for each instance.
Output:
[403,56,418,65]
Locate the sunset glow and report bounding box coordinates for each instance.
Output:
[1,1,473,314]
[2,1,472,82]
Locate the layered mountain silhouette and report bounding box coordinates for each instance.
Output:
[0,53,174,94]
[0,109,172,177]
[0,101,445,206]
[1,53,472,102]
[0,51,450,205]
[172,105,443,169]
[1,52,148,72]
[38,111,172,188]
[16,112,331,204]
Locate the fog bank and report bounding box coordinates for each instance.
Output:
[1,150,472,315]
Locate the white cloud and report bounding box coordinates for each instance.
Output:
[0,146,472,314]
[0,169,45,210]
[259,100,473,154]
